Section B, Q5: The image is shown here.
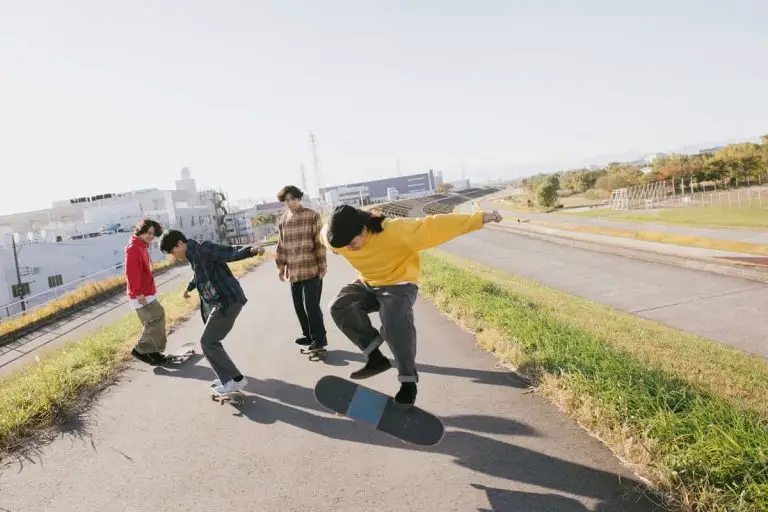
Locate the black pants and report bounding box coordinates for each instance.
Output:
[291,277,327,346]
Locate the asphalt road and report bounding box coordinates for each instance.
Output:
[441,226,768,359]
[0,265,191,378]
[0,256,657,512]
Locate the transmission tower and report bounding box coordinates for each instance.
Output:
[300,164,308,194]
[309,132,322,198]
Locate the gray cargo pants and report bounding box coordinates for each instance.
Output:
[200,302,244,383]
[329,280,419,383]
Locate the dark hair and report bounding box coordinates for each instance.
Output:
[134,218,164,237]
[358,209,385,234]
[159,229,188,253]
[326,205,385,248]
[277,185,304,202]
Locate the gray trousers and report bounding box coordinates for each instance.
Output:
[330,280,419,383]
[134,300,167,354]
[201,302,244,383]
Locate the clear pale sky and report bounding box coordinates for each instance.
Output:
[1,1,766,215]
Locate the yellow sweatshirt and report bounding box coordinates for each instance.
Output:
[321,212,484,286]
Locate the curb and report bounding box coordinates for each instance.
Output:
[488,223,768,284]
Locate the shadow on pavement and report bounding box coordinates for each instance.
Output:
[326,349,530,389]
[152,365,654,509]
[472,482,657,512]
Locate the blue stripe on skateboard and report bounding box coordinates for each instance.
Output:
[346,386,388,426]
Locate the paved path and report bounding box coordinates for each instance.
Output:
[482,200,768,244]
[0,265,190,378]
[0,257,656,511]
[440,226,768,359]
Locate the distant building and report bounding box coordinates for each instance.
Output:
[0,168,223,319]
[319,170,436,204]
[323,186,371,208]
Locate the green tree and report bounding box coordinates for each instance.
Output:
[536,180,558,208]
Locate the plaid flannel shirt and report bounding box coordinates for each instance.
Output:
[275,207,327,282]
[185,239,255,310]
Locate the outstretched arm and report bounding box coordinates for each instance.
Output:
[397,210,502,252]
[197,240,261,263]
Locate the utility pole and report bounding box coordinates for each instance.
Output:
[300,163,308,193]
[11,235,26,313]
[309,132,321,199]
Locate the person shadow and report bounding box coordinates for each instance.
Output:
[152,361,657,510]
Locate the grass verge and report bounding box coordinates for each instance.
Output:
[0,256,264,455]
[572,205,768,230]
[0,260,177,340]
[419,251,768,511]
[534,219,768,256]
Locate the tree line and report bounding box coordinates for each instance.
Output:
[522,135,768,207]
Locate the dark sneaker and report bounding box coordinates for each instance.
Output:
[295,336,312,346]
[131,348,154,365]
[350,350,392,380]
[148,352,169,365]
[394,382,417,409]
[307,339,327,351]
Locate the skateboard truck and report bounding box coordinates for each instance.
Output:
[211,390,245,406]
[299,346,328,361]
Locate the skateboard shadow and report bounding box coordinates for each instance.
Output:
[203,377,655,508]
[471,483,655,512]
[329,349,529,389]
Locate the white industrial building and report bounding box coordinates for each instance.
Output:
[0,168,227,320]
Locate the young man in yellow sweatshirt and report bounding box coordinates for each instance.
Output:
[321,204,503,408]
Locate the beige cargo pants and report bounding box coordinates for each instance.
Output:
[134,300,168,354]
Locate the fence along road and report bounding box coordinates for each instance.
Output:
[0,265,189,378]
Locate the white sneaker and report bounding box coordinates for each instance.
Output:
[213,377,247,394]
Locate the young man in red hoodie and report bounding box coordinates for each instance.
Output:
[125,218,168,365]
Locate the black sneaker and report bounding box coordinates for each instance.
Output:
[304,340,327,351]
[148,352,169,365]
[394,382,417,409]
[295,336,312,347]
[350,349,392,380]
[131,348,154,365]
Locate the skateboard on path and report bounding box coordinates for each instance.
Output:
[313,375,445,446]
[210,389,245,407]
[299,346,328,361]
[164,343,196,364]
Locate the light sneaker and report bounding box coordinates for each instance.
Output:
[213,377,247,394]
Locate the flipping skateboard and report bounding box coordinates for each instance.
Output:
[313,375,445,446]
[210,390,245,406]
[164,343,196,364]
[300,346,328,361]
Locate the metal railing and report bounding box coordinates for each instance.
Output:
[1,263,124,321]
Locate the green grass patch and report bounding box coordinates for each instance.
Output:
[419,251,768,511]
[572,205,768,230]
[0,257,263,455]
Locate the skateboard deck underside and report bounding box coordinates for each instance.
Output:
[314,375,444,446]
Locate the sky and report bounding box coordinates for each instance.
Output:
[1,0,767,215]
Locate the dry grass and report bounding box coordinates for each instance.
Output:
[420,251,768,511]
[534,219,768,256]
[0,256,263,455]
[0,260,176,339]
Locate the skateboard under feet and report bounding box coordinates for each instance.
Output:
[313,375,445,446]
[211,390,245,406]
[164,343,196,364]
[299,346,328,361]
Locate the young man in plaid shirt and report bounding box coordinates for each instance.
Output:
[160,230,264,395]
[275,185,328,353]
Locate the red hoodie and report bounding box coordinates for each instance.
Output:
[125,236,157,299]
